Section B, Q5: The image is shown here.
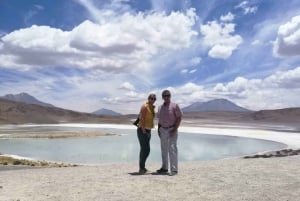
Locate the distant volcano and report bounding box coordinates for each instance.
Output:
[1,92,54,108]
[92,108,122,116]
[182,98,251,112]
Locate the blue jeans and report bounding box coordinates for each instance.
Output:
[137,127,151,169]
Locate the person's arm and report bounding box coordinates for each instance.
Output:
[158,123,161,137]
[173,116,182,130]
[139,105,147,134]
[170,104,182,136]
[157,106,161,137]
[169,116,181,137]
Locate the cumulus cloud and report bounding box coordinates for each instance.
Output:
[210,67,300,109]
[273,15,300,57]
[220,12,234,22]
[200,21,243,59]
[0,9,197,73]
[0,6,199,113]
[119,82,135,91]
[156,67,300,110]
[264,67,300,88]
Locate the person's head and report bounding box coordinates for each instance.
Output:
[162,90,171,103]
[148,93,156,104]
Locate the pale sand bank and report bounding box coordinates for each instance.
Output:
[11,122,299,148]
[0,131,116,139]
[1,156,300,201]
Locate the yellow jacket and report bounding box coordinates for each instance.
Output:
[138,102,155,129]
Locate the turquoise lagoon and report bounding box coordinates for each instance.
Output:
[0,124,286,164]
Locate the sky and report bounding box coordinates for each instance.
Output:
[0,0,300,114]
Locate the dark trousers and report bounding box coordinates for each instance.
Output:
[137,127,151,169]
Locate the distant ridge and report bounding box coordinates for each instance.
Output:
[0,98,128,124]
[1,92,54,108]
[92,108,122,116]
[250,107,300,121]
[0,98,299,125]
[182,98,251,112]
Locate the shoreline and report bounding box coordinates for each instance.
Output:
[1,122,300,167]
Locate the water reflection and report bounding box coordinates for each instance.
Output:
[0,125,286,164]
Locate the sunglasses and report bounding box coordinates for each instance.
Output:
[163,94,170,97]
[149,97,156,101]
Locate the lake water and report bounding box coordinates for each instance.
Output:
[0,124,286,164]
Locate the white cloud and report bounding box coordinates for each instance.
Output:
[113,0,130,3]
[0,9,197,74]
[152,67,300,111]
[251,40,261,45]
[200,21,243,59]
[190,57,201,65]
[273,15,300,57]
[34,5,44,10]
[181,69,188,74]
[220,12,234,22]
[150,0,176,12]
[77,0,118,24]
[119,82,135,91]
[189,69,197,74]
[208,44,234,59]
[2,0,299,114]
[176,56,201,70]
[264,67,300,88]
[243,6,257,15]
[210,67,300,110]
[24,4,44,26]
[0,2,206,114]
[180,68,197,74]
[235,1,257,15]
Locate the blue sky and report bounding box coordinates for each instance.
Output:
[1,0,300,114]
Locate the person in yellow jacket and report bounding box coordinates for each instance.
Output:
[137,93,156,174]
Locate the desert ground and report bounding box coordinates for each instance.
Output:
[0,156,300,201]
[1,119,300,201]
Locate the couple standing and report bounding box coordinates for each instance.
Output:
[136,90,182,176]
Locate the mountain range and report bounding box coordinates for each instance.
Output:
[0,93,251,114]
[0,92,299,125]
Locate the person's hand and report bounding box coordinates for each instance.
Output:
[158,125,161,138]
[169,128,177,137]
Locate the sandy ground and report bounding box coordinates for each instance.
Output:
[1,123,300,201]
[0,157,300,201]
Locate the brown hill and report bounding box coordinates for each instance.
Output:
[250,108,300,122]
[182,108,300,129]
[0,98,130,124]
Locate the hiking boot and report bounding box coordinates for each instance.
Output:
[156,168,168,174]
